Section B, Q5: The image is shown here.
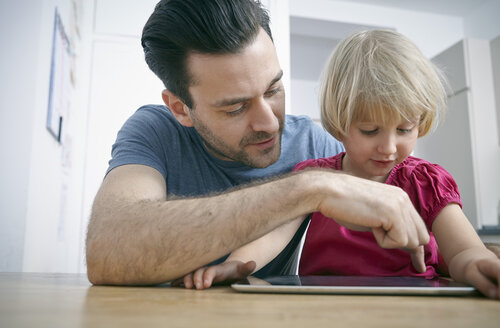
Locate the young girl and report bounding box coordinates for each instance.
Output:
[175,30,500,299]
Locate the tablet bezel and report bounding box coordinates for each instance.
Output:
[231,275,477,296]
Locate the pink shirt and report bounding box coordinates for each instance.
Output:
[295,153,462,278]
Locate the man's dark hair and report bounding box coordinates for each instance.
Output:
[141,0,273,109]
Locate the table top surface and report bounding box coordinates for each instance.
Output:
[1,272,499,328]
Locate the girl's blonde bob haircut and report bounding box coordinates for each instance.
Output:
[320,29,448,140]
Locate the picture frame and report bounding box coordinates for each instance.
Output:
[46,8,71,143]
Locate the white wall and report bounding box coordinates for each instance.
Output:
[290,0,464,58]
[0,0,43,272]
[493,35,500,149]
[290,32,340,119]
[464,0,500,40]
[291,79,321,122]
[0,0,92,273]
[265,0,291,114]
[288,0,464,119]
[22,0,91,273]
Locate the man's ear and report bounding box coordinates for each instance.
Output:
[161,89,194,127]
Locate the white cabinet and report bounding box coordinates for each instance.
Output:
[492,35,500,147]
[415,39,500,228]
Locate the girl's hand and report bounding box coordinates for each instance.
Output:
[465,257,500,299]
[171,260,256,290]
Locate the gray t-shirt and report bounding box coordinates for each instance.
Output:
[107,104,344,275]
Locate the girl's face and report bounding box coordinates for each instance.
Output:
[340,117,419,183]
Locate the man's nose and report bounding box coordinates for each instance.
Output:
[249,98,279,134]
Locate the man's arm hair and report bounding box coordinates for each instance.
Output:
[86,164,430,285]
[85,164,314,285]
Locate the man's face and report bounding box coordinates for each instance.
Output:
[185,28,285,168]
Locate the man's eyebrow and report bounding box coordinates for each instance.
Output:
[267,70,283,90]
[213,70,283,107]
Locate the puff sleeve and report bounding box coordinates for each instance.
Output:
[390,158,462,230]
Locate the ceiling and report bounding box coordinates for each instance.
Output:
[332,0,490,17]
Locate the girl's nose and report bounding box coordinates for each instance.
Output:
[377,134,397,155]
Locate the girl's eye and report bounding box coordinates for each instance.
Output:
[360,128,378,135]
[397,126,415,134]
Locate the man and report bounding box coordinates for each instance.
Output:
[86,0,429,285]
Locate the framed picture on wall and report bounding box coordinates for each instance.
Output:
[46,8,71,143]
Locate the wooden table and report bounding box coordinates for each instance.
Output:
[1,273,499,328]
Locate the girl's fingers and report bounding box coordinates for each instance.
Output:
[474,259,500,299]
[193,267,207,290]
[238,260,257,276]
[183,272,195,289]
[202,266,219,288]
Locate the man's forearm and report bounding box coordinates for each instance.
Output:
[86,167,430,285]
[86,171,317,285]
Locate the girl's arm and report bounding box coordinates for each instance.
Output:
[432,204,500,299]
[174,216,306,289]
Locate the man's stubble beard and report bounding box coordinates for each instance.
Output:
[191,116,285,168]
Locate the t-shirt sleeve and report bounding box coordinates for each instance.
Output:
[293,158,320,172]
[400,162,462,229]
[311,122,345,158]
[106,108,168,179]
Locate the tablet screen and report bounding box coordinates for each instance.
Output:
[231,275,477,296]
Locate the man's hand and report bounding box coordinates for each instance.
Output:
[311,170,430,251]
[335,218,427,273]
[171,260,256,290]
[406,246,426,273]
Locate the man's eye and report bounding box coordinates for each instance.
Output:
[265,86,281,97]
[227,104,247,116]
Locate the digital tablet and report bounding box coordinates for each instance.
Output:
[231,275,477,296]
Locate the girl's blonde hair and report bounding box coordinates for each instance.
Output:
[320,29,448,140]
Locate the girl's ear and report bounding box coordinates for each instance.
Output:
[161,89,194,127]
